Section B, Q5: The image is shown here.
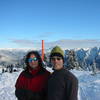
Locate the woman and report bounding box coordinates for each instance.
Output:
[15,51,50,100]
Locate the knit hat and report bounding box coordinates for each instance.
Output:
[50,46,64,60]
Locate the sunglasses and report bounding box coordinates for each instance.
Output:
[28,57,38,62]
[51,57,62,61]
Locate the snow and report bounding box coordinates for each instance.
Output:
[0,67,100,100]
[71,70,100,100]
[0,70,22,100]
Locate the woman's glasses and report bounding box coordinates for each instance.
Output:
[28,57,38,62]
[51,57,62,61]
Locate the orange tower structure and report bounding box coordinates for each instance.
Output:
[42,40,44,61]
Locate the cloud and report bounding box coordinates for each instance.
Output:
[43,39,100,49]
[50,39,100,49]
[12,39,33,45]
[10,38,100,49]
[10,39,41,48]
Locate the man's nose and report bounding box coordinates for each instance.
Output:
[54,59,58,62]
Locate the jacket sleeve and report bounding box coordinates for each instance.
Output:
[15,72,26,100]
[68,77,78,100]
[15,89,27,100]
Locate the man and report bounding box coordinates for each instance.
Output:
[48,46,78,100]
[15,51,50,100]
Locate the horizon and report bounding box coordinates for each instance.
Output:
[0,39,100,50]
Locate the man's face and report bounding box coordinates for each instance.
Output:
[51,56,63,70]
[28,54,39,69]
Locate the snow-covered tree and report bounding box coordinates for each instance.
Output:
[65,50,80,70]
[91,60,97,75]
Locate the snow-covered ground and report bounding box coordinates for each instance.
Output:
[0,67,100,100]
[72,70,100,100]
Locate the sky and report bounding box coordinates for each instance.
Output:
[0,0,100,48]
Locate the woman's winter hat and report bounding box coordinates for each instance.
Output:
[50,46,64,60]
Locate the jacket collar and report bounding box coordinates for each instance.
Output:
[29,66,41,75]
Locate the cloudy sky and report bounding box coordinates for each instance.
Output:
[0,0,100,49]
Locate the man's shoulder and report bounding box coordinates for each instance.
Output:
[63,68,78,81]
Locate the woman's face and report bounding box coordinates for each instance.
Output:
[28,54,39,69]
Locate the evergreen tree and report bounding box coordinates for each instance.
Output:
[91,60,97,75]
[66,50,80,70]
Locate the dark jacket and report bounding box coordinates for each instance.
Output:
[48,68,78,100]
[15,67,50,100]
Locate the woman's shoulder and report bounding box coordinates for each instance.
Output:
[17,71,25,78]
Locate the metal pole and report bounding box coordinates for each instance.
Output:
[42,40,44,61]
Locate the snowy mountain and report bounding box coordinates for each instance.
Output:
[76,47,100,70]
[64,47,100,71]
[0,47,100,71]
[0,49,30,66]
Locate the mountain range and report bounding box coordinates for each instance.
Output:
[0,46,100,71]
